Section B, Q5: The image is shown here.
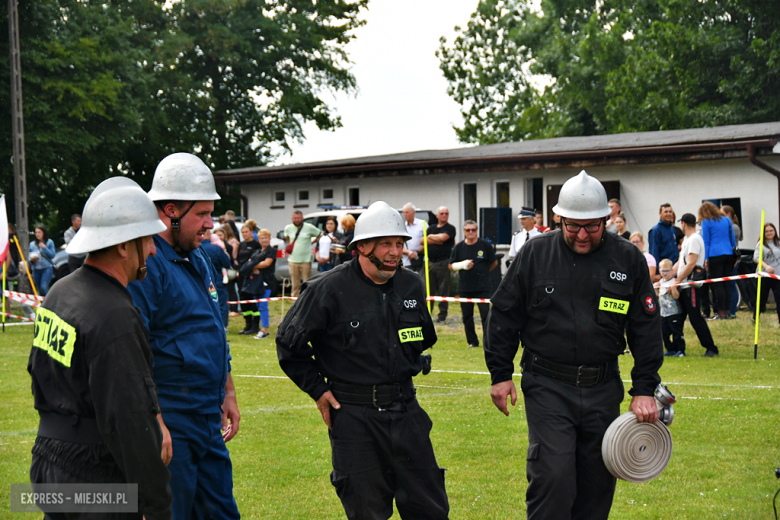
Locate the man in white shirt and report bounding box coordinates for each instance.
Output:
[401,203,425,272]
[673,213,718,357]
[605,198,621,233]
[507,207,541,265]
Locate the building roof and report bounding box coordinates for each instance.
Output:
[215,122,780,183]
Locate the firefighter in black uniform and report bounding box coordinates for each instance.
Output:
[277,201,449,520]
[485,171,664,520]
[28,177,172,519]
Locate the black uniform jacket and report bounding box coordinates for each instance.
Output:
[277,258,437,401]
[28,265,172,520]
[485,230,663,396]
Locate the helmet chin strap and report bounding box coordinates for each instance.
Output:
[359,241,400,272]
[135,237,148,282]
[165,202,195,254]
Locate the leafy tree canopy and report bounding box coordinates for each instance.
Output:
[438,0,780,145]
[1,0,366,237]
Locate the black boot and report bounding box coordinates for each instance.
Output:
[247,315,260,335]
[238,315,253,334]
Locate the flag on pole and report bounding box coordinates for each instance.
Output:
[0,195,8,265]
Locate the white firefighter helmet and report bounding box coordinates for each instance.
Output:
[349,201,412,249]
[67,177,167,255]
[147,152,221,202]
[552,170,611,220]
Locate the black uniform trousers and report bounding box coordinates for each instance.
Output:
[458,290,490,346]
[328,398,449,520]
[428,259,451,319]
[758,278,780,322]
[677,287,718,354]
[521,370,624,520]
[31,451,142,520]
[661,313,686,353]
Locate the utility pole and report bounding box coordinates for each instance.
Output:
[8,0,28,253]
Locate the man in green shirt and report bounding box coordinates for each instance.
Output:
[284,210,322,297]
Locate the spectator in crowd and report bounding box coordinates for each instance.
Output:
[550,212,562,231]
[449,220,497,348]
[224,209,240,239]
[402,202,425,272]
[649,203,679,266]
[315,217,341,273]
[753,222,780,324]
[63,213,86,273]
[605,198,621,233]
[422,206,456,323]
[629,232,659,283]
[339,214,356,263]
[674,213,719,357]
[237,223,262,334]
[285,210,321,298]
[507,207,541,265]
[216,225,241,317]
[657,258,685,357]
[201,229,231,330]
[29,226,56,296]
[722,205,742,318]
[534,210,549,233]
[699,201,737,321]
[253,229,277,339]
[244,217,259,241]
[613,214,630,240]
[240,229,277,339]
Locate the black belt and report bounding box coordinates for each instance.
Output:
[329,380,416,408]
[37,411,104,445]
[520,350,615,387]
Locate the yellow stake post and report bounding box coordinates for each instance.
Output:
[753,210,765,360]
[423,221,432,314]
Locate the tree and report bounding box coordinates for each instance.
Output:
[1,0,366,237]
[437,0,780,145]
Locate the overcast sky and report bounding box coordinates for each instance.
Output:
[280,0,480,166]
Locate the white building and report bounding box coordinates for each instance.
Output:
[216,122,780,255]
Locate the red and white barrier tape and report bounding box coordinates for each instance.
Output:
[2,312,34,322]
[228,296,298,304]
[662,271,774,289]
[427,296,492,303]
[2,290,44,308]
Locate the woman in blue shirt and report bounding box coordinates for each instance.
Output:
[28,225,56,295]
[699,202,737,320]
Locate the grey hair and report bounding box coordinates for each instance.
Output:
[402,202,416,211]
[463,220,477,228]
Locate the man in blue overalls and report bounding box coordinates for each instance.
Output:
[129,153,240,520]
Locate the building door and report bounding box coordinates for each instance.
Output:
[547,180,620,223]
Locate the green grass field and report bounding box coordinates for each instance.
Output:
[2,299,780,519]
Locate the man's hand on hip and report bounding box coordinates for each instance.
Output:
[490,380,517,416]
[316,391,341,429]
[629,395,659,423]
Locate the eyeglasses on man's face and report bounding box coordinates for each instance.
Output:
[562,219,602,234]
[464,228,477,232]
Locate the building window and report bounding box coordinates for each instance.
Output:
[348,187,360,206]
[495,181,510,208]
[275,191,285,203]
[321,187,334,203]
[463,183,477,223]
[297,189,309,204]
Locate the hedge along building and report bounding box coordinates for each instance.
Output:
[215,122,780,262]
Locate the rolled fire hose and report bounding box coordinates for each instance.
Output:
[601,384,675,483]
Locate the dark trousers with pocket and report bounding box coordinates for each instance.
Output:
[678,287,718,353]
[521,370,624,520]
[458,290,491,346]
[661,313,686,353]
[428,259,451,319]
[328,398,449,520]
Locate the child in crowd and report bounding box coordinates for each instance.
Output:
[657,258,685,357]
